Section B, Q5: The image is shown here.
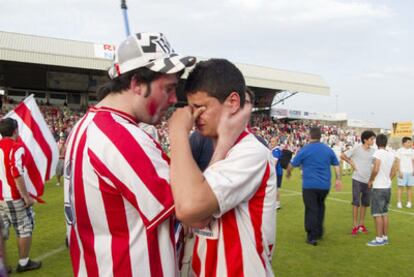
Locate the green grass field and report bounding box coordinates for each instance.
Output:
[4,171,413,276]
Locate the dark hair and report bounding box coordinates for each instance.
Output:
[245,87,255,104]
[402,136,412,144]
[97,67,183,101]
[361,130,376,144]
[309,127,321,140]
[376,134,388,148]
[184,59,246,107]
[0,118,18,137]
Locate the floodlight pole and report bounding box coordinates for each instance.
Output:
[121,0,131,37]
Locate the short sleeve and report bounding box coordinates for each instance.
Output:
[204,137,272,217]
[373,150,381,160]
[10,144,25,178]
[271,149,280,161]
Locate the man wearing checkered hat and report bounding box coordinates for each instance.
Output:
[64,33,195,276]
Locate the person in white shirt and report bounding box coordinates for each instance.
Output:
[395,137,414,208]
[169,59,276,276]
[366,134,398,246]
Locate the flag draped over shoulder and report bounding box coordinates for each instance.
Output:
[5,94,58,201]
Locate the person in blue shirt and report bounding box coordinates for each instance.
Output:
[270,136,283,209]
[286,127,342,246]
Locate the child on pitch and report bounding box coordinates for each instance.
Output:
[396,137,414,208]
[367,134,398,246]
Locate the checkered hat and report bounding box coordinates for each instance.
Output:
[108,33,196,79]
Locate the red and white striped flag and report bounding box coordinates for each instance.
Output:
[5,94,59,201]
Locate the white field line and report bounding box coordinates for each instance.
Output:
[282,193,302,197]
[280,188,414,217]
[34,245,66,261]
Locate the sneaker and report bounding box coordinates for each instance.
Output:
[56,182,61,186]
[397,202,402,208]
[351,226,359,236]
[383,238,389,245]
[358,225,368,234]
[366,239,385,247]
[16,259,42,273]
[275,201,281,210]
[407,202,412,208]
[306,239,318,246]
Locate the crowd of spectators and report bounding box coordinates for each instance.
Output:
[0,99,362,154]
[0,99,85,142]
[156,112,361,154]
[249,113,360,151]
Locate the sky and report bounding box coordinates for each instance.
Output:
[1,0,413,128]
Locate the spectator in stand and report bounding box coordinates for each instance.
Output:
[395,137,414,208]
[341,130,376,236]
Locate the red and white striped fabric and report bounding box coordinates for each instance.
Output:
[0,138,25,200]
[192,132,277,277]
[64,106,177,277]
[5,94,58,200]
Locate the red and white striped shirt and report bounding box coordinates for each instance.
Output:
[0,138,26,201]
[64,106,177,277]
[192,132,276,276]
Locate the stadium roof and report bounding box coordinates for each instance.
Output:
[0,31,329,96]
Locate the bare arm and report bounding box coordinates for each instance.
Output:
[340,153,356,171]
[396,158,402,178]
[334,165,342,191]
[208,101,252,166]
[169,107,218,227]
[169,102,251,227]
[390,158,399,180]
[368,158,380,188]
[15,176,34,208]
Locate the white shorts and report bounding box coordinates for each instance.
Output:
[398,172,414,187]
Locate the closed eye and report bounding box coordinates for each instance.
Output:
[192,104,205,109]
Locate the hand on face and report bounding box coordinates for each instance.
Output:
[169,106,206,135]
[216,100,252,146]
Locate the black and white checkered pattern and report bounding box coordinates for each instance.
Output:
[108,33,196,79]
[0,199,34,239]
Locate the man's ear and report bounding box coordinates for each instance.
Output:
[130,78,147,96]
[224,92,241,114]
[13,129,18,139]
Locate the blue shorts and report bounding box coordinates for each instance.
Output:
[398,172,414,187]
[371,189,391,217]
